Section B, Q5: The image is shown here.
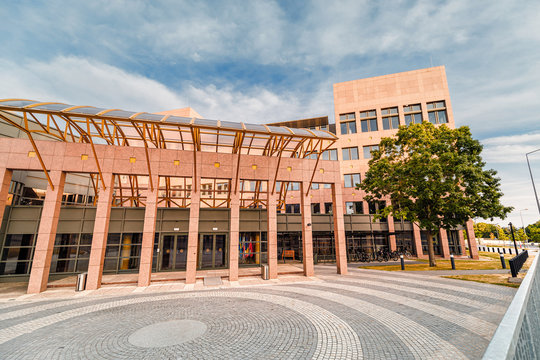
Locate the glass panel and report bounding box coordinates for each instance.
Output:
[346,202,353,214]
[353,174,361,186]
[342,148,350,161]
[1,247,33,261]
[329,149,337,161]
[0,100,38,108]
[429,112,436,124]
[161,235,174,270]
[0,261,31,275]
[55,233,78,246]
[67,107,107,115]
[370,119,378,131]
[32,103,72,111]
[361,120,369,132]
[215,235,226,267]
[80,234,93,245]
[344,175,352,188]
[340,122,348,135]
[349,121,357,134]
[243,123,269,133]
[76,259,89,272]
[4,234,34,247]
[175,235,188,270]
[201,235,213,268]
[105,245,119,258]
[53,259,76,273]
[104,110,137,118]
[438,110,447,123]
[134,113,166,121]
[363,146,371,159]
[103,258,117,271]
[392,116,400,128]
[350,147,358,160]
[414,113,422,123]
[383,117,390,130]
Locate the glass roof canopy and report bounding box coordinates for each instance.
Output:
[0,99,336,158]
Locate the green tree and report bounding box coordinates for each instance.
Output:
[497,227,509,240]
[359,122,512,266]
[525,220,540,242]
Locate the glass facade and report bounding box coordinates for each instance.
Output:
[421,231,441,255]
[50,233,92,273]
[239,232,268,266]
[104,233,142,273]
[313,232,335,262]
[0,234,35,275]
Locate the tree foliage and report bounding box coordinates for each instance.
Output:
[359,122,513,266]
[525,220,540,242]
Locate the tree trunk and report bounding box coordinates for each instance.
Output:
[426,230,436,267]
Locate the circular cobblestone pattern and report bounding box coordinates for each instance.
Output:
[0,267,517,359]
[128,319,207,348]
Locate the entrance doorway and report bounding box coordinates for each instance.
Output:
[198,233,227,269]
[159,233,188,271]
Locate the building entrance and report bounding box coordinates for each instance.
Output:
[198,233,227,269]
[159,233,188,271]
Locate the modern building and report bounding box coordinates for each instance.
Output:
[0,66,478,293]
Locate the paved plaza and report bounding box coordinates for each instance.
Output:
[0,265,516,359]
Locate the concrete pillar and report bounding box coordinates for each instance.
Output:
[138,175,159,287]
[412,223,424,258]
[0,168,13,222]
[267,191,278,279]
[387,216,397,251]
[27,170,66,294]
[465,220,479,259]
[186,188,200,284]
[458,229,467,255]
[86,173,115,290]
[300,181,314,277]
[331,182,347,275]
[440,228,450,258]
[229,192,240,281]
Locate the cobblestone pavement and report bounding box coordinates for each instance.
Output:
[0,266,516,359]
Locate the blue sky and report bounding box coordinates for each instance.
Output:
[1,0,539,227]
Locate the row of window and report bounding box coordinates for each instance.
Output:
[285,200,387,216]
[310,145,380,162]
[339,101,448,134]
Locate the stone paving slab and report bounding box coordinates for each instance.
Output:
[0,266,516,359]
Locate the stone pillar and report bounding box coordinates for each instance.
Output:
[186,186,200,284]
[138,175,159,287]
[331,182,347,275]
[440,228,450,258]
[458,229,467,256]
[387,216,397,251]
[27,170,66,294]
[86,173,115,290]
[0,168,13,222]
[229,191,240,281]
[267,191,278,279]
[412,223,424,258]
[465,220,479,259]
[300,181,314,277]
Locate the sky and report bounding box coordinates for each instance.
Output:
[0,0,539,227]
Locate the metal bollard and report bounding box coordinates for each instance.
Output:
[261,264,269,280]
[76,272,87,291]
[400,255,405,270]
[500,254,506,269]
[450,254,455,270]
[503,248,506,254]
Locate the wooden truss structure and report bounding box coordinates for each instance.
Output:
[0,99,337,208]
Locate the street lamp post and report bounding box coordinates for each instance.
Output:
[526,148,540,216]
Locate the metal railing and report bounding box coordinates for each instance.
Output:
[483,253,539,359]
[509,251,529,278]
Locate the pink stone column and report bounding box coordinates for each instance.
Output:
[229,192,240,281]
[465,220,479,259]
[300,182,314,277]
[331,182,347,275]
[440,228,450,258]
[458,229,467,256]
[86,173,115,290]
[27,170,66,294]
[186,189,200,284]
[0,168,13,222]
[267,191,278,279]
[138,175,159,287]
[412,223,424,258]
[387,215,397,251]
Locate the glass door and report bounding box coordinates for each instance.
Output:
[159,233,188,271]
[198,233,228,269]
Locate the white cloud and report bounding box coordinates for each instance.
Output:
[0,56,331,124]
